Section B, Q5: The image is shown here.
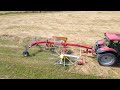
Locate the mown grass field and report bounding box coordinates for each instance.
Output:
[0,11,120,79]
[0,39,101,79]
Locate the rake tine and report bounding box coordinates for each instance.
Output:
[65,56,74,64]
[51,53,59,57]
[64,57,66,66]
[24,45,29,51]
[54,49,61,56]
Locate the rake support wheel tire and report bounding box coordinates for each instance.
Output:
[23,51,29,57]
[97,53,117,66]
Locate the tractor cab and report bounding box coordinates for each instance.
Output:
[95,32,120,66]
[104,32,120,54]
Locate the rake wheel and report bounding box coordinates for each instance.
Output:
[23,51,29,57]
[50,46,82,66]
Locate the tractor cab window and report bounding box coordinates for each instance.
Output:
[111,41,120,53]
[111,41,119,47]
[113,41,119,43]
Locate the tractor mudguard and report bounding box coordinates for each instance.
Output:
[96,39,104,46]
[94,39,105,53]
[96,46,117,54]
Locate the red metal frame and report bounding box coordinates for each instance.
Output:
[100,46,117,53]
[97,40,104,45]
[28,39,95,55]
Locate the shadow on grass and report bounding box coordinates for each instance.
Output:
[86,55,120,68]
[29,50,43,57]
[111,63,120,68]
[82,54,97,59]
[55,64,70,70]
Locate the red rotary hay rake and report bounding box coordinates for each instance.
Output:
[23,36,94,66]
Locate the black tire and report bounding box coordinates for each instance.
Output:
[94,44,99,54]
[23,51,29,57]
[97,53,117,66]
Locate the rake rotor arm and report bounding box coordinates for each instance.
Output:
[28,40,52,48]
[61,42,94,55]
[29,39,64,48]
[28,40,94,54]
[61,43,92,49]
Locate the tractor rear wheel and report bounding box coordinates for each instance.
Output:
[97,53,117,66]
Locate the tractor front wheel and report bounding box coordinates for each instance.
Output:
[97,53,117,66]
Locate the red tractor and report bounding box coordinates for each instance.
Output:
[95,32,120,66]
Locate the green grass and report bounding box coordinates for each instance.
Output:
[0,39,103,79]
[0,11,59,16]
[0,60,99,79]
